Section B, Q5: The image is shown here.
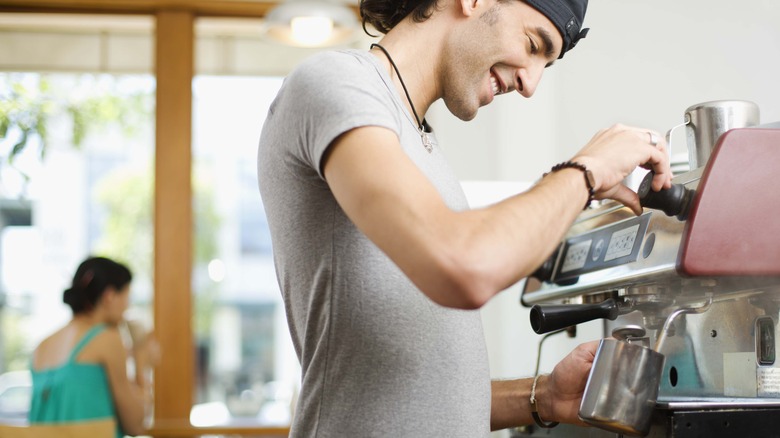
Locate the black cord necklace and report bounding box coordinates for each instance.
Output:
[370,43,433,153]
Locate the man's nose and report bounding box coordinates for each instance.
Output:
[517,63,544,98]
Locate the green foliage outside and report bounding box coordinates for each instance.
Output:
[1,311,27,371]
[0,74,150,183]
[0,79,53,168]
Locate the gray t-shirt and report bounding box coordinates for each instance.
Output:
[257,49,490,437]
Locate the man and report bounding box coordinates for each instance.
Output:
[257,0,672,435]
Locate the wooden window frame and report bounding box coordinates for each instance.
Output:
[0,1,294,436]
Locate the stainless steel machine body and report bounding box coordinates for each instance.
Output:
[519,120,780,437]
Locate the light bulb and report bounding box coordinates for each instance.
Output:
[290,16,334,47]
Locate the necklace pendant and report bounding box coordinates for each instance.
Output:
[421,132,433,153]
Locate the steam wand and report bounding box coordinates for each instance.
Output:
[654,298,713,352]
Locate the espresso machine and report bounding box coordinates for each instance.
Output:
[518,101,780,437]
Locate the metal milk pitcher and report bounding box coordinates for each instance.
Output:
[578,326,663,436]
[685,100,759,169]
[579,301,712,436]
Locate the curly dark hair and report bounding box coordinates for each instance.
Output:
[360,0,441,35]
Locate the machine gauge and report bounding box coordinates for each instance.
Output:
[553,214,651,282]
[605,224,641,261]
[561,240,592,273]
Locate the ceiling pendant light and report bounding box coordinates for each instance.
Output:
[264,0,359,48]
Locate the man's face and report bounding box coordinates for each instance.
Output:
[440,0,563,121]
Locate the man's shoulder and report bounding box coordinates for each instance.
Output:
[290,49,374,83]
[297,49,369,69]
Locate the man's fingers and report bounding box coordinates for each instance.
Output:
[609,184,642,216]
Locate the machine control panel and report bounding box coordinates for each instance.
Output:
[554,213,651,282]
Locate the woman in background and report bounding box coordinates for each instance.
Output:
[29,256,156,437]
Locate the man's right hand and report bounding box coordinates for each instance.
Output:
[543,341,599,425]
[572,124,673,215]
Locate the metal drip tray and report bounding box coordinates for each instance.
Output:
[657,396,780,410]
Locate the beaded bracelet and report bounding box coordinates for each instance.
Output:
[543,161,595,210]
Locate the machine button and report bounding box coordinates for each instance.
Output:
[642,232,656,259]
[757,317,776,366]
[592,239,605,261]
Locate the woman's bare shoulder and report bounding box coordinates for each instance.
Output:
[32,325,76,368]
[69,325,126,365]
[86,326,126,359]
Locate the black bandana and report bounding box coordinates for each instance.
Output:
[524,0,590,59]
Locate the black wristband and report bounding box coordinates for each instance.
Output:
[544,161,595,210]
[532,411,560,429]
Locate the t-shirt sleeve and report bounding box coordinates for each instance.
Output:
[279,51,401,179]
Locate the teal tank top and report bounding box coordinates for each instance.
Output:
[29,324,124,438]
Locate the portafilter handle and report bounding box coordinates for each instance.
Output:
[530,298,620,334]
[638,171,695,221]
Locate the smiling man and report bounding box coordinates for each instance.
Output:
[257,0,672,435]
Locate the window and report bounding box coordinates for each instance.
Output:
[0,72,155,396]
[190,75,298,427]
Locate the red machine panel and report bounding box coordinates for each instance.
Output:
[679,128,780,276]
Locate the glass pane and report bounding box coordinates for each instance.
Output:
[191,75,298,427]
[0,72,155,424]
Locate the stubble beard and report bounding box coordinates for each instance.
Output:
[440,40,485,122]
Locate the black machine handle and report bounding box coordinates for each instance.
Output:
[530,298,620,334]
[638,172,695,221]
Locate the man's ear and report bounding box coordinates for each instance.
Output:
[459,0,482,17]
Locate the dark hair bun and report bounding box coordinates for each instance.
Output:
[63,287,74,305]
[63,286,90,313]
[64,256,132,315]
